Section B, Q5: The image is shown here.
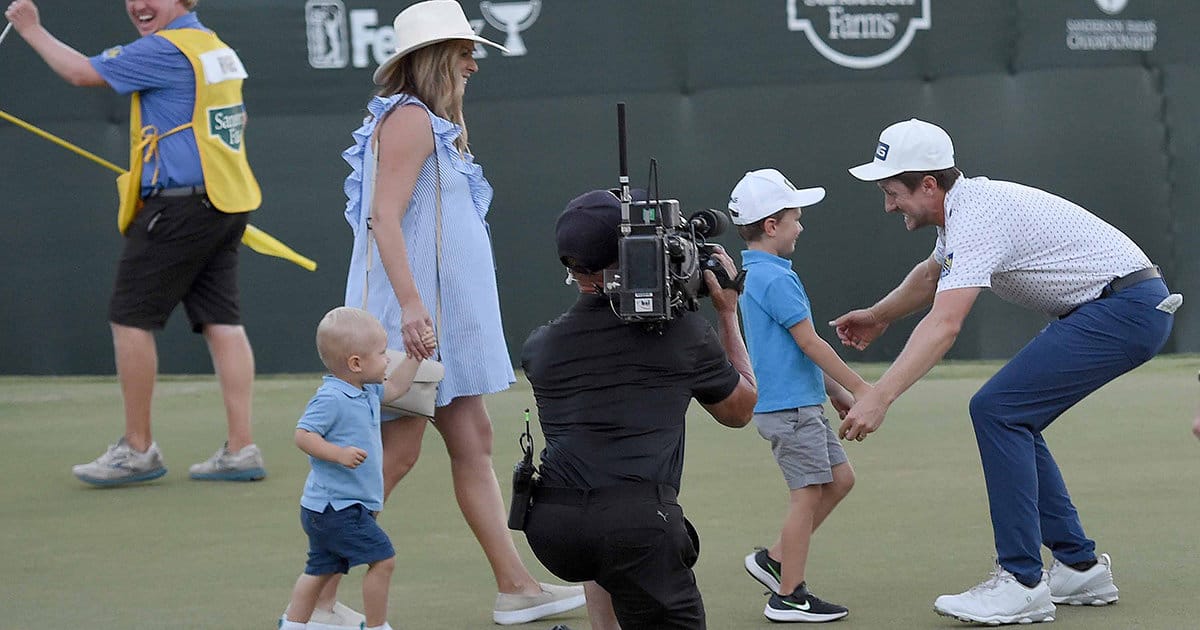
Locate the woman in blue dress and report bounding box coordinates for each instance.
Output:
[313,1,585,627]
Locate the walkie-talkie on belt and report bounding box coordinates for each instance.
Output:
[507,409,538,531]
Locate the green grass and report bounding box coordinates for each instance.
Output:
[1,356,1197,629]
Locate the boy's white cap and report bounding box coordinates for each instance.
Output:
[728,169,826,226]
[848,118,955,181]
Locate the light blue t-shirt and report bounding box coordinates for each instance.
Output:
[738,249,826,412]
[296,376,385,512]
[88,13,206,194]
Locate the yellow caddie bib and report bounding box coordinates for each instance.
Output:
[116,28,261,234]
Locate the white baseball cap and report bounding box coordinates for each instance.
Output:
[373,0,508,85]
[728,169,826,226]
[848,118,955,181]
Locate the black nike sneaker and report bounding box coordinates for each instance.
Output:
[745,547,783,593]
[764,582,849,623]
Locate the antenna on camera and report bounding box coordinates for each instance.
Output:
[616,102,631,236]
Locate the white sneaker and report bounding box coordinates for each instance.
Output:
[493,583,586,625]
[188,442,266,481]
[72,438,167,486]
[278,601,365,630]
[933,562,1056,625]
[1045,552,1119,606]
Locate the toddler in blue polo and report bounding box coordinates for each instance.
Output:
[281,307,426,630]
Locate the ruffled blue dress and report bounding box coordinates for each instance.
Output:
[343,94,514,408]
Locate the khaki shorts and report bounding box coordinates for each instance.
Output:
[753,406,848,490]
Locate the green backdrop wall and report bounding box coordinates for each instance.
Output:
[1,0,1196,374]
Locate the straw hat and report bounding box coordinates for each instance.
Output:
[372,0,508,84]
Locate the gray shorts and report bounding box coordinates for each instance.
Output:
[753,406,848,490]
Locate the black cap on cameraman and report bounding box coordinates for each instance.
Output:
[556,188,645,273]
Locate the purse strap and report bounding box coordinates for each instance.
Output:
[362,110,442,360]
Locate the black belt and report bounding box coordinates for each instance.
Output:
[533,482,677,507]
[146,185,206,198]
[1100,266,1162,298]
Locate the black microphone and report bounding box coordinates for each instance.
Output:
[688,208,730,238]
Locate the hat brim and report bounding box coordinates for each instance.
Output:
[372,35,508,85]
[729,186,827,225]
[790,187,826,208]
[848,161,904,182]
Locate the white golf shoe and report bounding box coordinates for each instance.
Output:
[1045,552,1119,606]
[933,562,1056,625]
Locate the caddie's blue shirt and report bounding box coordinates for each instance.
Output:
[738,249,826,412]
[88,13,206,195]
[296,376,385,512]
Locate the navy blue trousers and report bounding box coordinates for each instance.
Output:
[968,278,1173,585]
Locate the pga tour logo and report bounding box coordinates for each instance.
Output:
[786,0,931,70]
[306,0,541,70]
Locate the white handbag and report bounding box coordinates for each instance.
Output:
[380,349,444,418]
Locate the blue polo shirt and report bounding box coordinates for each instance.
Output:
[738,249,826,412]
[89,13,207,194]
[297,376,385,512]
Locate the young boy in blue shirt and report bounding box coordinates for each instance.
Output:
[730,169,872,623]
[281,307,426,630]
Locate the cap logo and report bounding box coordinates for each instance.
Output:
[875,141,890,161]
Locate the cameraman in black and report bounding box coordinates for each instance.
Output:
[519,189,757,629]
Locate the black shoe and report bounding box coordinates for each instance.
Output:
[764,583,849,623]
[745,547,783,593]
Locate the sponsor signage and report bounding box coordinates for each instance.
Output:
[786,0,931,70]
[305,0,541,71]
[1066,0,1156,52]
[208,104,247,151]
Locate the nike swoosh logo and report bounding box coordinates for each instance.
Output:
[784,599,811,611]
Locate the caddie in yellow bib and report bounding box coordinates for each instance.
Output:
[6,0,281,486]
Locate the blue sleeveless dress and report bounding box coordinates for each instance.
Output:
[343,94,514,408]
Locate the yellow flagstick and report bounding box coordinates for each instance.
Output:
[0,109,123,173]
[0,108,317,271]
[242,225,317,271]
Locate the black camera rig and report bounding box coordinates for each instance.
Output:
[603,103,743,326]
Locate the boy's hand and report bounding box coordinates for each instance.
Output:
[416,329,437,356]
[828,388,853,419]
[400,301,436,360]
[1192,413,1200,440]
[839,389,890,441]
[337,446,368,468]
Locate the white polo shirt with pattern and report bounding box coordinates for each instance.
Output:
[932,176,1151,318]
